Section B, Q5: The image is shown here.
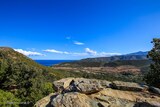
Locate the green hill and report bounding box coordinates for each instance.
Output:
[54,59,150,68]
[104,60,151,67]
[54,53,150,72]
[0,47,56,106]
[0,47,46,69]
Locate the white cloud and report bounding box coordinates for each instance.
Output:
[43,49,64,54]
[44,49,88,56]
[43,49,72,55]
[15,47,121,58]
[74,41,85,45]
[85,48,121,57]
[63,51,70,54]
[85,48,97,55]
[43,48,121,57]
[14,49,44,56]
[71,51,121,57]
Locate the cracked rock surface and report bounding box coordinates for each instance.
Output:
[35,78,160,107]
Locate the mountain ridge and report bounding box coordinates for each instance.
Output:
[127,51,148,56]
[80,51,148,63]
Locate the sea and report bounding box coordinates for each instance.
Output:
[34,60,75,66]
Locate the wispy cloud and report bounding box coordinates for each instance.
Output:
[43,49,63,54]
[65,36,84,46]
[85,48,97,55]
[44,49,87,56]
[85,48,121,57]
[43,48,121,57]
[43,49,70,54]
[98,52,122,56]
[74,41,85,45]
[14,49,45,56]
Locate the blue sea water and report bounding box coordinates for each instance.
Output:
[34,60,75,66]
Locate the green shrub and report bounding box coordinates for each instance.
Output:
[0,89,21,107]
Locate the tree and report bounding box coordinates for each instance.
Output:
[144,38,160,87]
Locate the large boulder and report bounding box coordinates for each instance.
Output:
[91,88,160,107]
[98,80,111,88]
[69,78,104,94]
[36,78,160,107]
[53,78,74,92]
[34,93,56,107]
[51,88,160,107]
[51,92,97,107]
[111,81,145,91]
[51,92,135,107]
[53,78,111,94]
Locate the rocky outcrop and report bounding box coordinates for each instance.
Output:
[35,93,56,107]
[35,78,160,107]
[53,78,111,94]
[111,81,145,91]
[53,78,74,92]
[149,86,160,95]
[51,92,96,107]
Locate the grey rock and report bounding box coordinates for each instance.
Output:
[51,92,98,107]
[69,78,104,94]
[53,78,74,92]
[99,80,112,88]
[53,78,108,94]
[149,86,160,95]
[36,78,160,107]
[111,81,145,91]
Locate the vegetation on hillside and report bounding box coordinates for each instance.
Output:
[53,70,144,83]
[0,47,55,106]
[0,89,21,107]
[54,59,151,74]
[104,60,151,67]
[55,59,150,67]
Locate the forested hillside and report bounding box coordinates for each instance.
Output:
[0,47,56,106]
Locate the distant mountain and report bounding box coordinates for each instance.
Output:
[79,51,148,63]
[80,55,148,63]
[54,51,149,68]
[127,51,148,56]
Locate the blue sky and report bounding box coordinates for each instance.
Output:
[0,0,160,59]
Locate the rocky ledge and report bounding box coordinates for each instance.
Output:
[35,78,160,107]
